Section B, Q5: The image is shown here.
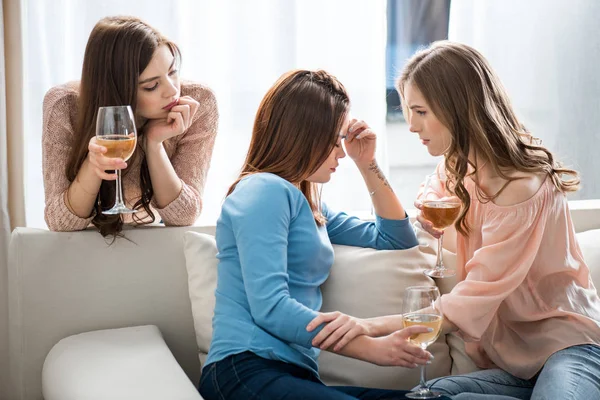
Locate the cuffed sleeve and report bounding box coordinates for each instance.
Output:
[323,203,418,249]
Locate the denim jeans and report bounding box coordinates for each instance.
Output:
[423,344,600,400]
[199,351,453,400]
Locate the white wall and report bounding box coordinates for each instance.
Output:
[449,0,600,200]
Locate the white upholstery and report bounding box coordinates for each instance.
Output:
[5,205,600,400]
[42,325,201,400]
[7,226,213,400]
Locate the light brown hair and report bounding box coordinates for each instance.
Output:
[66,16,181,237]
[228,69,350,225]
[397,40,579,235]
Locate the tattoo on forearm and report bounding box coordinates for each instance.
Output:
[368,161,393,192]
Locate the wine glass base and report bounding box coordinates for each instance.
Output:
[102,206,138,215]
[406,389,442,399]
[424,268,456,279]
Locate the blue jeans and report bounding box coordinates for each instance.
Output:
[199,351,452,400]
[423,344,600,400]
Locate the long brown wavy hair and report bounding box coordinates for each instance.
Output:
[397,41,579,236]
[227,69,350,226]
[66,16,181,237]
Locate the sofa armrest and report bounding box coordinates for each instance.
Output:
[42,325,203,400]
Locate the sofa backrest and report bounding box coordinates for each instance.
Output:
[7,226,214,400]
[7,203,600,400]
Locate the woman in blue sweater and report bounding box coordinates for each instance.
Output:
[199,70,448,400]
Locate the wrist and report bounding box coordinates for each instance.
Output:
[80,158,102,188]
[356,158,377,172]
[365,317,383,337]
[144,138,164,154]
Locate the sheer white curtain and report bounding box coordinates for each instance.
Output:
[23,0,388,228]
[449,0,600,201]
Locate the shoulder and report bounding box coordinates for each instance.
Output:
[234,173,299,199]
[181,81,217,108]
[43,81,79,110]
[181,81,218,131]
[229,173,303,209]
[492,172,547,207]
[42,82,80,138]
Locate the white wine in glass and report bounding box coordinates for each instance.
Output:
[96,105,138,215]
[420,173,461,278]
[403,286,443,399]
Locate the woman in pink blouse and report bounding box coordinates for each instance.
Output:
[309,41,600,399]
[43,16,218,237]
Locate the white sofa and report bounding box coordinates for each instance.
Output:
[6,203,600,400]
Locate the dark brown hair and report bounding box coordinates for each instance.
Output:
[66,16,181,237]
[397,41,579,236]
[228,69,350,225]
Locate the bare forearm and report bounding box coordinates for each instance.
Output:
[66,159,102,218]
[365,314,404,337]
[330,335,378,363]
[357,160,405,219]
[145,141,183,208]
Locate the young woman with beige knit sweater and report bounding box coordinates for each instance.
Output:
[42,16,218,236]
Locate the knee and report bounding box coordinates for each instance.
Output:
[425,377,467,395]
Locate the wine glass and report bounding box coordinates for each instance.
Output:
[95,105,138,215]
[420,172,460,278]
[403,286,443,399]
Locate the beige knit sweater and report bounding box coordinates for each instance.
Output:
[42,81,218,231]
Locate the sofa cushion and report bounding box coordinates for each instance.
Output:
[316,242,452,389]
[42,325,201,400]
[183,229,453,390]
[183,232,219,368]
[577,229,600,287]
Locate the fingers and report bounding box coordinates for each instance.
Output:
[167,111,185,132]
[333,326,361,352]
[178,96,200,120]
[389,329,434,366]
[346,119,375,143]
[319,322,352,350]
[170,103,191,130]
[88,143,107,155]
[311,313,348,347]
[416,214,443,238]
[306,312,339,332]
[414,200,423,210]
[95,169,118,181]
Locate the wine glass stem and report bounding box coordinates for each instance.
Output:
[418,362,429,392]
[435,234,444,270]
[115,169,125,207]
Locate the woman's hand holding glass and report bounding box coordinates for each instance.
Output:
[95,105,138,215]
[87,136,128,181]
[366,328,434,368]
[343,118,377,166]
[403,286,444,399]
[144,95,199,146]
[416,172,461,278]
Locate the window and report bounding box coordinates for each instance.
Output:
[385,0,451,209]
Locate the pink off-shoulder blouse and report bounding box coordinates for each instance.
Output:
[434,174,600,379]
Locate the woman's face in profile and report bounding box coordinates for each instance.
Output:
[306,115,349,184]
[404,82,452,157]
[136,45,181,120]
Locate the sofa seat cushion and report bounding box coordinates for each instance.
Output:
[183,229,453,390]
[42,325,202,400]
